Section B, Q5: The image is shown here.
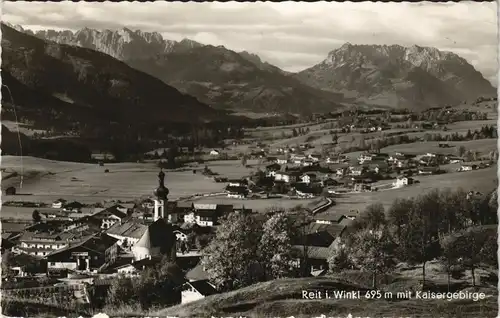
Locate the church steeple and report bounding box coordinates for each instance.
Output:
[153,169,169,221]
[153,169,169,200]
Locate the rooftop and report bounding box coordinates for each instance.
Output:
[186,280,217,296]
[106,220,148,239]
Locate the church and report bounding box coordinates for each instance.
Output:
[131,169,177,262]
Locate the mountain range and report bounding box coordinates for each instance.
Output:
[1,23,222,126]
[4,23,497,116]
[22,24,344,114]
[295,43,496,109]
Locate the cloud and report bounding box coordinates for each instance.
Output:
[2,1,497,83]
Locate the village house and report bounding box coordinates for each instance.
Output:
[393,176,415,188]
[335,167,348,177]
[115,256,160,276]
[106,221,148,250]
[276,156,288,165]
[300,172,318,184]
[458,164,478,172]
[358,153,374,164]
[301,158,318,167]
[225,185,249,199]
[274,171,300,183]
[418,166,439,175]
[45,233,118,274]
[349,166,367,176]
[449,157,463,164]
[181,280,218,304]
[140,198,155,210]
[14,221,100,257]
[52,199,68,209]
[265,163,281,177]
[184,204,232,227]
[62,201,84,213]
[308,154,322,162]
[36,208,69,219]
[321,177,339,188]
[92,205,129,229]
[173,230,189,242]
[165,201,194,223]
[353,181,372,193]
[325,157,338,164]
[314,213,355,226]
[292,223,346,274]
[227,179,248,187]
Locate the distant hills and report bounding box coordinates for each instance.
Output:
[295,43,496,110]
[1,23,222,126]
[6,23,497,115]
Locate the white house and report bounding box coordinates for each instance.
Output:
[184,204,219,227]
[358,154,374,164]
[393,176,414,188]
[92,205,128,229]
[277,158,288,165]
[275,172,298,183]
[181,280,218,304]
[209,150,220,156]
[349,166,365,176]
[115,256,158,276]
[308,154,321,162]
[300,174,312,184]
[173,230,188,242]
[228,193,246,199]
[106,221,147,250]
[336,167,347,177]
[52,199,67,209]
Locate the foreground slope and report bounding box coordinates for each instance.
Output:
[156,276,497,318]
[1,23,221,125]
[296,43,496,110]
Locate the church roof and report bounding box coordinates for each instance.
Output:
[134,218,176,251]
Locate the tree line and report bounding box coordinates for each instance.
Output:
[329,187,498,289]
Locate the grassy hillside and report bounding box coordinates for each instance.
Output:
[156,270,498,318]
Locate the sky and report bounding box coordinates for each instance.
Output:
[2,1,498,84]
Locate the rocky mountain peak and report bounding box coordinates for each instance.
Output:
[297,42,495,109]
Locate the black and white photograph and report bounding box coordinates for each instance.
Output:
[0,1,498,317]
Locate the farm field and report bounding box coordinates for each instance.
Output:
[325,165,497,216]
[185,196,317,212]
[380,139,497,156]
[2,156,252,204]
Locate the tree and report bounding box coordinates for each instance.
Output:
[359,136,366,149]
[241,154,248,167]
[258,213,298,280]
[399,193,441,288]
[1,251,14,278]
[328,244,354,273]
[332,133,338,144]
[202,212,264,291]
[440,235,462,292]
[359,203,387,230]
[445,228,489,287]
[32,210,42,223]
[479,231,498,268]
[456,145,466,157]
[350,227,397,288]
[387,198,413,244]
[106,275,136,307]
